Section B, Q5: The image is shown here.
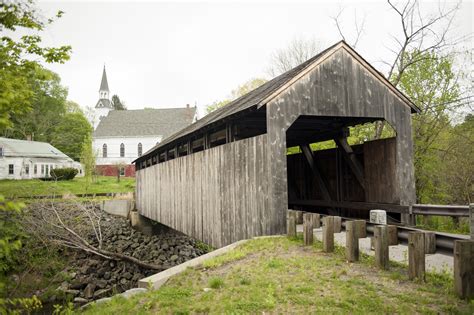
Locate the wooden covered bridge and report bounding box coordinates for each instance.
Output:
[134,41,420,248]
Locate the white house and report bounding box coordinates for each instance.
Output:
[0,137,83,180]
[91,66,197,177]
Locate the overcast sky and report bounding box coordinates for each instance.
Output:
[37,0,472,117]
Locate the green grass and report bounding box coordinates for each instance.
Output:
[0,176,135,199]
[82,236,473,314]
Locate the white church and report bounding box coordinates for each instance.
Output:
[91,67,197,177]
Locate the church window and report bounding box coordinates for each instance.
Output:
[120,143,125,157]
[138,143,142,157]
[103,144,107,157]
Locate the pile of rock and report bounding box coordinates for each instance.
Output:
[57,211,208,305]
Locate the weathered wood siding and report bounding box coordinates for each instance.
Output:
[136,134,269,248]
[266,46,416,226]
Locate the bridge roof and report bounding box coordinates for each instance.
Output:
[137,41,418,163]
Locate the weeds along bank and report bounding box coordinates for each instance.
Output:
[82,236,473,314]
[0,200,209,313]
[0,176,135,199]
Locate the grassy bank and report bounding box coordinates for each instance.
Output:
[0,176,135,199]
[83,236,473,314]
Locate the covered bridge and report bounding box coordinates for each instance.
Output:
[134,41,419,248]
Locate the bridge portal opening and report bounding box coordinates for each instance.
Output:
[286,115,402,223]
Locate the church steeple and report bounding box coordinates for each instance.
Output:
[99,65,110,100]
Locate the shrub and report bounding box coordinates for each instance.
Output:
[0,195,25,278]
[50,168,78,181]
[208,277,224,289]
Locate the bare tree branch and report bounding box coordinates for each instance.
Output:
[26,200,165,272]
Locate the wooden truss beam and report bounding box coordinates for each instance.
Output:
[299,144,332,201]
[334,137,366,190]
[287,128,349,148]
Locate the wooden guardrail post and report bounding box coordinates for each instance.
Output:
[470,204,473,240]
[323,216,335,253]
[374,226,389,270]
[354,220,366,238]
[454,240,474,299]
[287,210,297,238]
[408,232,425,281]
[312,213,321,228]
[295,210,304,224]
[424,232,436,254]
[387,225,398,246]
[333,216,342,233]
[303,213,314,245]
[345,221,359,262]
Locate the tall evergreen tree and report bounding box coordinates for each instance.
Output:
[112,94,126,110]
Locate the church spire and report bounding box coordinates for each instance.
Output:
[99,65,110,100]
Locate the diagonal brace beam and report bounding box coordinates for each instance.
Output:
[334,137,366,190]
[300,144,332,201]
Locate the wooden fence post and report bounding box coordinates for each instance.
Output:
[295,211,304,225]
[470,204,473,240]
[312,213,321,228]
[354,220,366,238]
[303,213,314,245]
[408,232,425,281]
[346,221,359,262]
[387,225,398,246]
[454,240,474,299]
[323,216,335,253]
[287,210,297,238]
[424,232,436,254]
[333,216,342,233]
[374,226,389,270]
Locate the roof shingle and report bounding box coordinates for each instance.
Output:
[0,137,72,159]
[93,107,196,138]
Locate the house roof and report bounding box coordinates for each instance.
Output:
[100,66,109,92]
[0,137,72,160]
[139,41,418,160]
[93,107,197,138]
[96,98,112,109]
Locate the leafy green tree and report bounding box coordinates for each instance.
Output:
[112,94,126,110]
[4,68,68,142]
[0,196,25,276]
[397,51,461,203]
[51,112,92,161]
[80,134,96,191]
[206,99,231,114]
[65,100,83,113]
[206,78,267,114]
[0,0,71,129]
[442,115,473,204]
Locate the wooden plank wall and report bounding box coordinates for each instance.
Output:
[136,134,269,248]
[364,138,398,204]
[266,46,416,225]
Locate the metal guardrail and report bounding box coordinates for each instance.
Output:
[336,216,468,255]
[289,199,471,217]
[411,204,469,217]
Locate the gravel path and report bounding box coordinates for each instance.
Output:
[297,225,453,273]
